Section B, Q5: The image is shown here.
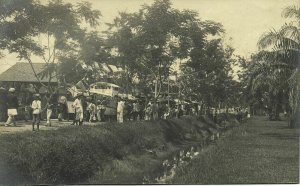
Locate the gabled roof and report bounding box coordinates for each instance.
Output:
[0,62,57,83]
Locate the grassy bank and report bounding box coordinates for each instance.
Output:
[172,116,299,184]
[0,114,240,184]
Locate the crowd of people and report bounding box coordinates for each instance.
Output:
[116,100,196,123]
[1,88,54,131]
[0,87,249,131]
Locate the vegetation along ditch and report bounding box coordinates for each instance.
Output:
[0,113,243,184]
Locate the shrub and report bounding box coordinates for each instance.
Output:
[0,114,239,184]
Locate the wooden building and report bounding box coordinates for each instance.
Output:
[0,62,58,120]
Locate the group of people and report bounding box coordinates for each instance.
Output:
[71,92,106,125]
[2,88,55,131]
[1,88,107,130]
[1,87,249,130]
[116,99,198,123]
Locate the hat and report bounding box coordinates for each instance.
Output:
[9,88,15,92]
[0,87,6,92]
[76,92,83,97]
[34,93,41,98]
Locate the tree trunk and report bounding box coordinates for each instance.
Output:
[289,101,300,128]
[269,100,281,121]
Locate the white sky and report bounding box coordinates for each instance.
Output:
[0,0,299,74]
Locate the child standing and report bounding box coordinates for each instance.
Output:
[31,94,41,131]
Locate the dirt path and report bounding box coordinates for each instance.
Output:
[0,120,105,135]
[172,116,300,184]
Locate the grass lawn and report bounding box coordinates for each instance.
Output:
[172,116,300,184]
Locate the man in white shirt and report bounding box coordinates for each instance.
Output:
[117,99,125,123]
[73,93,84,125]
[31,94,41,131]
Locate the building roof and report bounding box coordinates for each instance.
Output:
[90,81,120,88]
[0,62,57,83]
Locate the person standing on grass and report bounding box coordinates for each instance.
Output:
[72,93,84,125]
[163,103,171,119]
[88,99,96,122]
[145,102,152,120]
[117,99,125,123]
[45,94,55,127]
[31,94,41,131]
[57,102,63,122]
[24,104,31,122]
[132,101,141,121]
[96,100,106,122]
[124,100,132,121]
[5,88,18,127]
[84,97,91,122]
[59,95,68,121]
[151,101,158,120]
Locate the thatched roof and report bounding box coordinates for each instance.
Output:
[0,62,57,83]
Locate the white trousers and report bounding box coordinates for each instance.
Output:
[117,111,124,123]
[47,109,52,124]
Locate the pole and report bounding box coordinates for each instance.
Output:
[154,73,157,99]
[155,61,161,99]
[167,76,170,107]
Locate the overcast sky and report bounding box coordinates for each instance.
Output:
[0,0,298,73]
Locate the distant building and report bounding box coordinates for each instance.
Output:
[0,62,58,105]
[0,62,57,89]
[0,62,59,119]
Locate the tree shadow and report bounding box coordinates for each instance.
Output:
[274,125,297,130]
[260,132,300,140]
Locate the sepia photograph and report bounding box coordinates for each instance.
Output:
[0,0,299,184]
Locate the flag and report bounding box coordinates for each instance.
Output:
[75,79,89,91]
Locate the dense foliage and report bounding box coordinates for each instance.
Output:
[0,0,103,88]
[106,0,239,108]
[242,5,299,127]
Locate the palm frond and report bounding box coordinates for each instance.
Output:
[258,22,300,50]
[279,23,300,43]
[256,50,299,67]
[258,29,279,49]
[282,5,300,20]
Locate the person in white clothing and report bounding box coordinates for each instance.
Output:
[72,93,84,125]
[117,99,125,123]
[45,94,55,127]
[31,94,41,131]
[88,101,96,122]
[5,88,19,127]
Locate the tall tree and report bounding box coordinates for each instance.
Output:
[0,0,101,92]
[255,5,299,127]
[243,52,290,120]
[179,38,237,111]
[107,0,224,98]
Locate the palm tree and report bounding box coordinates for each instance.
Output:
[257,5,299,127]
[247,55,290,120]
